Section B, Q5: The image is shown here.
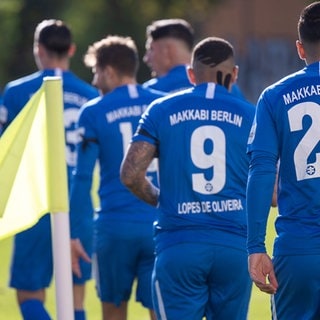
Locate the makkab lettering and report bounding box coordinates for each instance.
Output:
[106,105,147,123]
[283,85,320,105]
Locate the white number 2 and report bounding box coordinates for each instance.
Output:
[288,101,320,181]
[191,125,226,194]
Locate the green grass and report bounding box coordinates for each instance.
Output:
[0,208,277,319]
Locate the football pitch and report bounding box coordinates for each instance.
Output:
[0,208,277,319]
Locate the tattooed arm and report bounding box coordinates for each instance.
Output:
[120,140,159,206]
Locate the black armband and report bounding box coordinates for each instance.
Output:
[81,136,98,150]
[136,128,159,158]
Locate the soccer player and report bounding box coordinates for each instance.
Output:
[247,2,320,318]
[1,19,99,320]
[121,37,254,320]
[69,35,164,320]
[142,18,194,93]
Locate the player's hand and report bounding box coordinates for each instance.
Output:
[248,253,278,294]
[70,238,91,278]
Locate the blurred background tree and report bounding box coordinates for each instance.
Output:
[0,0,221,91]
[0,0,305,102]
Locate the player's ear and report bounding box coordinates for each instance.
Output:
[187,66,196,85]
[105,65,116,78]
[296,40,306,60]
[36,43,45,57]
[232,65,239,84]
[68,43,76,58]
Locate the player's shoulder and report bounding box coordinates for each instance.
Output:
[143,65,191,93]
[235,97,256,122]
[142,78,157,89]
[152,86,192,106]
[80,96,103,113]
[104,84,164,105]
[4,71,42,93]
[144,88,193,118]
[77,97,103,127]
[138,85,166,100]
[231,93,255,112]
[260,67,306,101]
[63,71,98,95]
[203,84,255,120]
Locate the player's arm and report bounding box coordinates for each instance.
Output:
[246,149,278,294]
[69,125,98,276]
[0,86,18,134]
[120,140,159,206]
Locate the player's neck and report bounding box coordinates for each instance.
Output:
[41,58,70,71]
[116,76,136,87]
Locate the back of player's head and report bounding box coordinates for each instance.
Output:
[192,37,234,67]
[191,37,236,88]
[146,18,194,50]
[84,35,139,77]
[298,2,320,44]
[34,19,72,57]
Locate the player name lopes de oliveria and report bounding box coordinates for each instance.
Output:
[178,199,243,214]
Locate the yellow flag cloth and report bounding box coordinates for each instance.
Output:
[0,77,69,240]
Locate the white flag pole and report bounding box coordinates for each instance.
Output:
[44,77,74,320]
[51,212,74,320]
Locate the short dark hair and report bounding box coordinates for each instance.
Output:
[146,18,194,50]
[34,19,72,56]
[298,2,320,43]
[192,37,234,68]
[84,35,139,77]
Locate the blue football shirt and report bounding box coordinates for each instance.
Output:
[133,82,255,252]
[142,64,247,100]
[142,65,192,93]
[1,69,99,184]
[69,84,164,238]
[247,61,320,256]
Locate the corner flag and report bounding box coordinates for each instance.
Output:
[0,77,69,240]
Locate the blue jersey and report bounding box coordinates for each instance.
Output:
[133,82,255,252]
[247,61,320,256]
[7,69,99,290]
[143,65,192,93]
[1,69,99,183]
[70,84,164,238]
[231,83,247,100]
[142,64,246,100]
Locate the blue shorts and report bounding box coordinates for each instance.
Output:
[93,215,155,308]
[272,255,320,319]
[10,214,92,290]
[152,242,252,320]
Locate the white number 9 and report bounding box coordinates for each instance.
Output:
[191,125,226,194]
